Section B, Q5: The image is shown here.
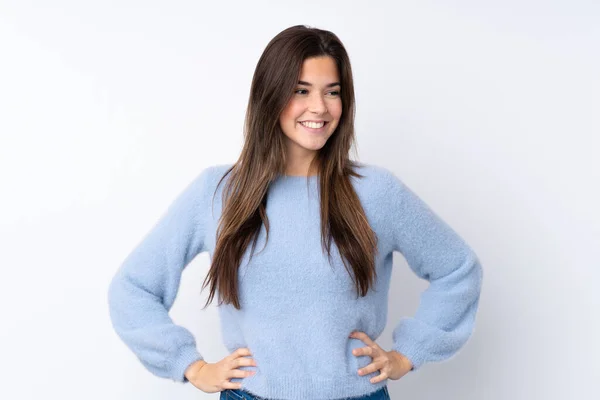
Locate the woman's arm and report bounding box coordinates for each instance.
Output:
[383,168,484,371]
[107,166,213,382]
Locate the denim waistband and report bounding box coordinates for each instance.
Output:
[221,385,390,400]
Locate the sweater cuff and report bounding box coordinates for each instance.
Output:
[170,344,204,383]
[391,340,426,372]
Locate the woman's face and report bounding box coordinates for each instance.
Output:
[279,56,342,163]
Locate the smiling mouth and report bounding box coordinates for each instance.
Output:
[299,121,329,129]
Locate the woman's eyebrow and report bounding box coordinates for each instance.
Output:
[297,80,341,88]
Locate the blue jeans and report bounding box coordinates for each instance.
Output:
[220,386,391,400]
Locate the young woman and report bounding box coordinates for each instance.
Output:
[108,25,483,400]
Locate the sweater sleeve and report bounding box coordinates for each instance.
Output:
[383,169,484,372]
[107,166,213,383]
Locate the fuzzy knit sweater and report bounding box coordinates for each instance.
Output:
[107,162,483,400]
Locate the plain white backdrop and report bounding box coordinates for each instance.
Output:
[1,1,598,399]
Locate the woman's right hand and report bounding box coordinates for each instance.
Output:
[184,347,257,393]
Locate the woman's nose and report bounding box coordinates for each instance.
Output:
[308,95,328,114]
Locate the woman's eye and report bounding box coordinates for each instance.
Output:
[294,89,340,96]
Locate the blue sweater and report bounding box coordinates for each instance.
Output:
[107,162,483,399]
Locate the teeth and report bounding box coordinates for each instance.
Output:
[300,121,325,129]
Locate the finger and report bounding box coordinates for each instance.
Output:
[357,360,383,376]
[221,380,243,390]
[228,347,252,361]
[229,368,256,379]
[350,331,376,346]
[352,346,374,357]
[357,363,378,376]
[370,370,388,384]
[235,356,257,367]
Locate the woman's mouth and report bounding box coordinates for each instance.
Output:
[298,120,329,133]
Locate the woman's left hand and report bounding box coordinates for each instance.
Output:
[349,331,413,384]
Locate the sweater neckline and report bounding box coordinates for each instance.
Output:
[273,174,319,189]
[277,173,318,180]
[281,174,317,178]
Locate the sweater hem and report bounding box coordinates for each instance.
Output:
[237,372,388,400]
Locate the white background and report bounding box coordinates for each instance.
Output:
[1,1,598,399]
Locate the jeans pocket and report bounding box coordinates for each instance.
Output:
[225,389,245,400]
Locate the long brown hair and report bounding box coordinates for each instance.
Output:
[201,25,378,310]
